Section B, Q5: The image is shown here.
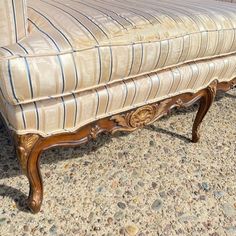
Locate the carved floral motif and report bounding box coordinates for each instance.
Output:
[111,99,172,133]
[90,125,101,139]
[127,106,156,128]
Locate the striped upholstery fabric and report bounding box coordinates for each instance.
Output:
[2,0,236,105]
[0,0,28,47]
[1,54,236,136]
[0,0,236,136]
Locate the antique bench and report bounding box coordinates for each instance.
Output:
[0,0,235,213]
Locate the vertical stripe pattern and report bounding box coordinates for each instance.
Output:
[0,0,236,105]
[0,0,28,47]
[0,53,236,136]
[0,0,236,137]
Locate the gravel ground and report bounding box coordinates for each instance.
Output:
[0,89,235,236]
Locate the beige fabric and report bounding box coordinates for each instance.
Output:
[1,0,236,105]
[0,0,28,47]
[1,54,236,136]
[0,0,236,136]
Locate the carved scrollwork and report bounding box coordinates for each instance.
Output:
[208,80,218,96]
[111,105,156,132]
[175,99,184,108]
[127,105,156,128]
[15,134,40,174]
[90,125,102,140]
[111,99,172,133]
[230,80,236,89]
[217,78,236,92]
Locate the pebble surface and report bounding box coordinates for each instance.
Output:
[0,90,235,235]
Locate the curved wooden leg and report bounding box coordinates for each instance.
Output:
[192,81,217,143]
[27,148,43,213]
[15,134,43,213]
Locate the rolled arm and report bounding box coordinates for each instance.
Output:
[0,0,28,47]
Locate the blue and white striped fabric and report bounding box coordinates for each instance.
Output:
[0,0,28,47]
[0,0,236,136]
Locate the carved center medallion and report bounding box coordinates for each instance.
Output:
[129,106,156,128]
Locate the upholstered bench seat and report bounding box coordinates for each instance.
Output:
[0,54,235,136]
[0,0,235,213]
[0,0,236,137]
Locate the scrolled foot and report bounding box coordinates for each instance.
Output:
[26,152,44,213]
[28,190,43,214]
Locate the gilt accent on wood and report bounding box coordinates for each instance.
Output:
[111,100,171,133]
[15,134,40,174]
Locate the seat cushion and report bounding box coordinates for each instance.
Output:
[1,53,236,136]
[1,0,236,106]
[0,0,28,47]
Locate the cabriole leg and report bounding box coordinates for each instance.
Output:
[192,81,217,143]
[15,134,43,213]
[27,147,43,213]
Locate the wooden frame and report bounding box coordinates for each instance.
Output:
[7,79,236,213]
